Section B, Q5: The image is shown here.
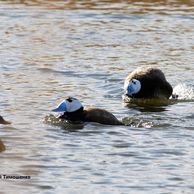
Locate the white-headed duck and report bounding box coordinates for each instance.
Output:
[52,97,123,125]
[124,66,173,99]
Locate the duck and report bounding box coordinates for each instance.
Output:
[0,115,11,125]
[124,66,173,99]
[52,97,123,125]
[0,139,5,152]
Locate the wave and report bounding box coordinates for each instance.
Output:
[172,83,194,100]
[43,114,85,130]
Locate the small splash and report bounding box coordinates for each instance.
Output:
[43,114,85,130]
[172,83,194,100]
[122,117,171,129]
[122,117,154,128]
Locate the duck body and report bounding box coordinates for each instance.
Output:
[124,67,173,99]
[84,108,123,125]
[59,107,123,126]
[0,115,11,125]
[53,97,123,126]
[0,139,5,152]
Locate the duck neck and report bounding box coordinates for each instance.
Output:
[59,107,85,122]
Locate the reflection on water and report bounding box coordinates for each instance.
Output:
[125,103,168,112]
[1,0,194,193]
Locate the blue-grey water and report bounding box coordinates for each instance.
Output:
[0,0,194,193]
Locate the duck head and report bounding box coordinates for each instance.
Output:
[124,79,141,97]
[52,97,83,113]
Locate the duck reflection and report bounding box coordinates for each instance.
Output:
[123,96,177,112]
[125,103,167,112]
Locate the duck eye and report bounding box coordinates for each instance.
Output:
[66,97,72,102]
[132,80,136,84]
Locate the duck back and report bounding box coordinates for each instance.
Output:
[0,115,11,125]
[84,108,123,125]
[0,139,5,152]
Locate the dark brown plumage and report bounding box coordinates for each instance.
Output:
[0,115,11,125]
[125,66,173,99]
[59,107,123,125]
[0,139,5,152]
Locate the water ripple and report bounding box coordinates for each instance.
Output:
[1,1,194,194]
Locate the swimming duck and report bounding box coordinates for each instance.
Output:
[0,139,5,152]
[124,66,173,99]
[52,97,123,125]
[0,115,11,125]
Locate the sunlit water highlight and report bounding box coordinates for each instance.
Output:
[1,0,194,193]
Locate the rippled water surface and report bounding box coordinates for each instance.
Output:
[1,0,194,193]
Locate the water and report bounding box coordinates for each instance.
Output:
[0,0,194,193]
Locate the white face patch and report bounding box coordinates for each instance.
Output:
[124,79,141,96]
[65,97,83,112]
[52,97,83,112]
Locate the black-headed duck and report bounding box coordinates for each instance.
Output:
[52,97,123,125]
